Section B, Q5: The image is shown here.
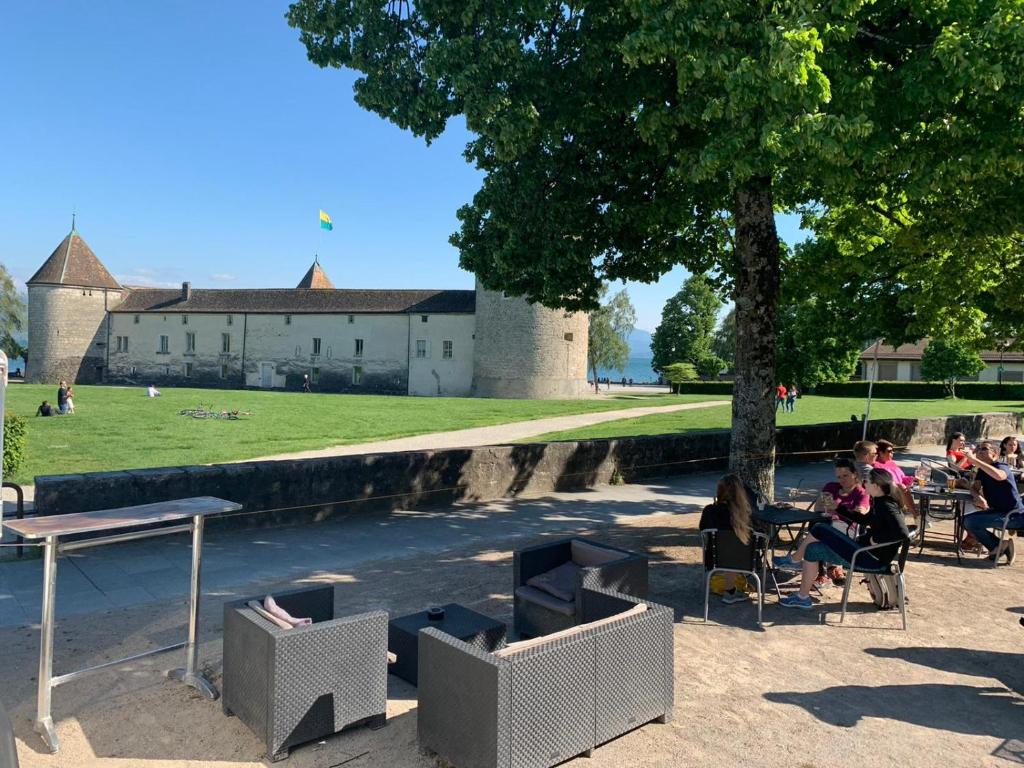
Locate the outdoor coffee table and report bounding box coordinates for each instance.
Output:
[388,603,506,686]
[2,496,242,753]
[911,484,972,562]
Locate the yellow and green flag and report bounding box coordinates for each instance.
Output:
[319,209,333,231]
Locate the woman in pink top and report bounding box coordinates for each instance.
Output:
[873,439,914,487]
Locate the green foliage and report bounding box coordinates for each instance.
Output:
[3,413,26,479]
[712,309,735,369]
[0,264,25,360]
[919,339,987,398]
[588,286,637,391]
[815,381,1024,400]
[651,274,722,374]
[694,353,726,381]
[663,362,698,393]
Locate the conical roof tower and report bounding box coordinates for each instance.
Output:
[296,259,334,289]
[27,227,120,289]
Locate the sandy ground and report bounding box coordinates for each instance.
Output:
[3,498,1022,768]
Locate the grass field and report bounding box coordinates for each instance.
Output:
[4,384,710,483]
[528,395,1024,442]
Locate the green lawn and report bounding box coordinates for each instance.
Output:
[528,395,1024,442]
[5,384,716,483]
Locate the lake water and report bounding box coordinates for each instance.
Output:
[594,357,658,384]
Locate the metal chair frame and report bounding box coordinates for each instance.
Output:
[701,528,769,627]
[989,506,1024,568]
[838,538,910,630]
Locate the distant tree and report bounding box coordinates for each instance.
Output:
[651,274,722,375]
[663,362,698,394]
[775,297,862,390]
[0,265,25,360]
[588,287,637,393]
[694,353,726,381]
[712,308,736,369]
[919,339,986,399]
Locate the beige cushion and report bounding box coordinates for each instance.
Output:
[494,603,647,659]
[514,585,576,615]
[387,651,397,664]
[247,600,293,630]
[526,561,581,602]
[571,540,627,567]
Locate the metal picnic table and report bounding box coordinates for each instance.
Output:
[2,496,242,753]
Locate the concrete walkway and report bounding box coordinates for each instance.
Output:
[243,398,730,462]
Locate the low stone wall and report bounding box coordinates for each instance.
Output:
[33,412,1023,525]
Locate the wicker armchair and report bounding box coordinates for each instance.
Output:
[0,698,18,768]
[222,585,387,762]
[513,537,648,637]
[418,588,673,768]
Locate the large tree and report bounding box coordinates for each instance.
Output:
[712,308,736,370]
[588,286,637,392]
[289,0,1024,496]
[920,338,986,399]
[0,265,25,361]
[650,274,721,375]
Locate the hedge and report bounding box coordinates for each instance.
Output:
[3,413,25,479]
[673,380,1024,399]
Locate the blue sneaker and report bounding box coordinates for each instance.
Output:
[773,554,800,571]
[780,593,814,610]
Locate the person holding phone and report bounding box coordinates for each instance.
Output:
[963,441,1023,564]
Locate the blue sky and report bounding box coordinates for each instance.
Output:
[0,2,805,332]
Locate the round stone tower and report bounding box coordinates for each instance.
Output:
[472,279,589,399]
[27,228,123,384]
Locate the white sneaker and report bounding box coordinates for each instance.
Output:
[721,589,750,604]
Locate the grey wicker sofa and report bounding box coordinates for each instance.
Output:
[513,537,649,637]
[418,588,673,768]
[0,698,18,768]
[222,585,387,762]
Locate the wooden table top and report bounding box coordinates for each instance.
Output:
[2,496,242,539]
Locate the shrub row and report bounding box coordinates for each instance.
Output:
[672,381,1024,400]
[3,414,26,479]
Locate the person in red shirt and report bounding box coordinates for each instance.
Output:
[946,432,971,470]
[775,383,787,411]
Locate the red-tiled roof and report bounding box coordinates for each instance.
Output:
[860,340,1024,363]
[27,230,121,289]
[296,260,334,289]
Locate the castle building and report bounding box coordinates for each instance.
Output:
[26,228,590,398]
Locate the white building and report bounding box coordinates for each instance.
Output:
[859,340,1024,383]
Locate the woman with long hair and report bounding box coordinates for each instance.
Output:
[699,473,753,604]
[946,432,971,470]
[999,435,1024,470]
[778,468,911,610]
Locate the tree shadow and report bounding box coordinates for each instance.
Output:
[864,646,1024,695]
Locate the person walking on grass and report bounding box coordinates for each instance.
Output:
[302,373,312,393]
[775,383,787,412]
[785,384,798,413]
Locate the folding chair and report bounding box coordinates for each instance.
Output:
[839,538,910,630]
[701,528,769,627]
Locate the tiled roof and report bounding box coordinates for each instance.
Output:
[110,287,476,314]
[296,260,334,289]
[27,230,121,289]
[860,340,1024,363]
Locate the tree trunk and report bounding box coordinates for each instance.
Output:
[590,361,600,394]
[729,178,781,501]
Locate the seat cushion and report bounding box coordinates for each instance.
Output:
[515,585,576,616]
[495,603,647,658]
[571,539,627,567]
[526,561,581,602]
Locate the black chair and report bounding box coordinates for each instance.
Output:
[701,528,769,626]
[0,698,18,768]
[839,538,911,630]
[989,506,1024,569]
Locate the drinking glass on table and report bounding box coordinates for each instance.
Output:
[914,466,929,488]
[947,475,957,492]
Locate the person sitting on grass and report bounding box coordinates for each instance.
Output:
[35,400,55,417]
[700,473,755,605]
[776,468,911,610]
[853,440,877,484]
[963,441,1024,564]
[147,384,161,398]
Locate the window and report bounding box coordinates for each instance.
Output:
[442,340,453,359]
[182,315,188,325]
[354,338,364,357]
[185,362,193,377]
[421,315,428,323]
[164,365,170,376]
[221,333,231,353]
[226,314,233,325]
[347,314,354,324]
[185,332,196,354]
[220,364,228,379]
[563,332,574,342]
[130,365,137,377]
[877,362,899,381]
[285,315,292,325]
[116,336,129,353]
[312,337,322,355]
[415,339,428,358]
[133,314,140,324]
[311,367,320,384]
[1003,370,1024,383]
[159,335,169,354]
[353,366,363,385]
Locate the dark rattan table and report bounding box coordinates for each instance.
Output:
[388,603,506,686]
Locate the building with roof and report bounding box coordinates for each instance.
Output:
[859,340,1024,383]
[26,229,589,398]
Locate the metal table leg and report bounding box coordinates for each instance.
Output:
[34,535,60,753]
[167,514,218,699]
[918,497,929,553]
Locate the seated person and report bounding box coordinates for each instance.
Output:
[999,435,1024,470]
[964,441,1024,564]
[147,384,161,398]
[853,440,877,484]
[946,432,972,471]
[700,474,754,604]
[35,400,55,416]
[873,439,918,517]
[778,468,911,609]
[816,457,870,525]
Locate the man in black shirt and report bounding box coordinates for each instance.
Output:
[964,441,1023,563]
[36,400,54,416]
[56,380,69,414]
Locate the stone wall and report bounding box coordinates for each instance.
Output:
[33,412,1022,526]
[27,285,122,384]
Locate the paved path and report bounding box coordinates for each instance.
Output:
[244,399,730,462]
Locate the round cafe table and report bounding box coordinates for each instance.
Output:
[910,484,973,563]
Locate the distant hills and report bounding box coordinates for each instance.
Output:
[629,329,653,358]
